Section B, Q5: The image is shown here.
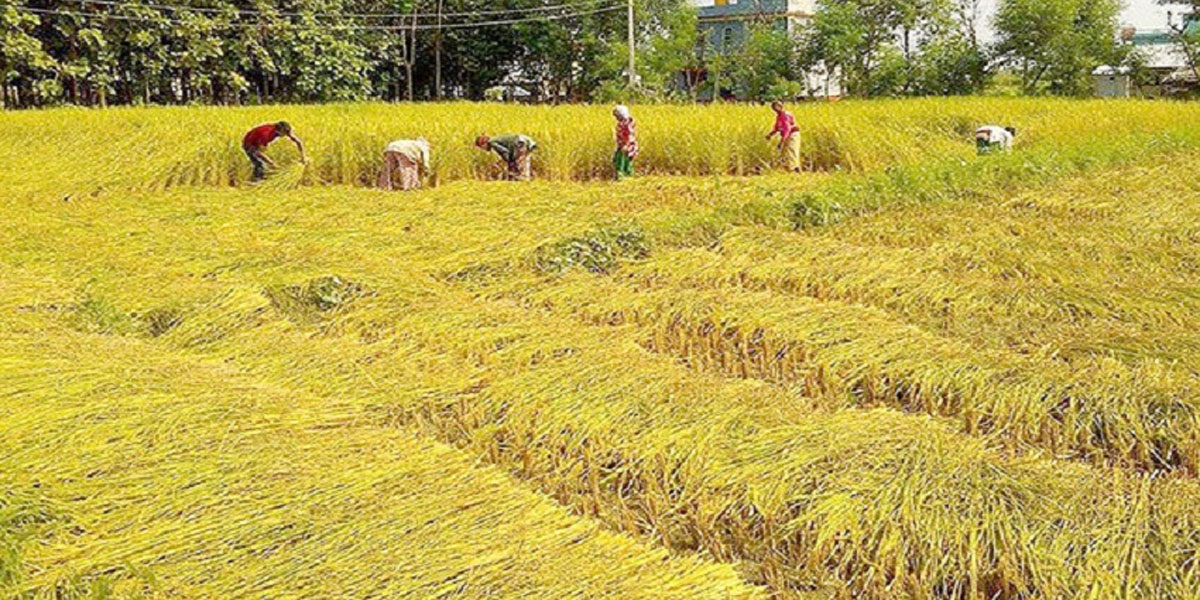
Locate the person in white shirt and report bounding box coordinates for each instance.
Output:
[379,138,431,191]
[975,126,1016,155]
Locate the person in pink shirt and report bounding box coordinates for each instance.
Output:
[766,101,801,173]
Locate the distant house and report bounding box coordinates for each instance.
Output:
[686,0,839,100]
[1104,17,1200,97]
[692,0,814,54]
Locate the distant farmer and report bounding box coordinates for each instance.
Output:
[242,121,306,182]
[975,125,1016,155]
[379,138,431,191]
[476,134,537,181]
[766,101,801,172]
[612,105,639,180]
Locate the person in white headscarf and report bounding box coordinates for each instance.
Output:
[379,138,431,191]
[612,105,638,180]
[975,125,1016,155]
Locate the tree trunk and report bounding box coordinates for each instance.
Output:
[902,27,912,95]
[405,15,418,102]
[392,61,400,102]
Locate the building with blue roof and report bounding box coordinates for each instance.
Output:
[686,0,837,99]
[691,0,815,55]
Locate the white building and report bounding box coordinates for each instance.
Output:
[687,0,838,99]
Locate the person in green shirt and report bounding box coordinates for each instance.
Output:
[476,134,537,181]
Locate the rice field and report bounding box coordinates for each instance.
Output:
[3,99,1200,599]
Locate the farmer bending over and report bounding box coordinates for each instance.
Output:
[766,101,801,173]
[476,134,537,181]
[975,125,1016,155]
[379,138,431,191]
[613,105,639,180]
[243,121,306,182]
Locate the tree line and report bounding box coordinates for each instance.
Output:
[735,0,1125,99]
[0,0,1136,108]
[0,0,691,107]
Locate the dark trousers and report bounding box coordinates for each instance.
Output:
[245,146,267,181]
[504,145,532,180]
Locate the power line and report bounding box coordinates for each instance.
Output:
[15,3,624,29]
[43,0,621,21]
[411,5,622,29]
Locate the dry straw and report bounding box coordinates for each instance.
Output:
[4,99,1200,599]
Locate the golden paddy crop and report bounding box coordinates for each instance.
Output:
[4,99,1200,599]
[6,97,1200,194]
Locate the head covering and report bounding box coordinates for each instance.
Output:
[613,105,631,120]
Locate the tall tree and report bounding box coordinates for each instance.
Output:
[0,0,768,106]
[595,0,700,101]
[1,1,56,108]
[994,0,1124,95]
[731,23,795,101]
[801,0,985,97]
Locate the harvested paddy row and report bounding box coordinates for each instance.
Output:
[534,277,1197,471]
[147,277,1200,599]
[640,183,1200,371]
[8,251,1190,598]
[0,318,760,599]
[535,157,1200,473]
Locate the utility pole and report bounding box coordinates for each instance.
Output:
[435,0,444,99]
[627,0,636,89]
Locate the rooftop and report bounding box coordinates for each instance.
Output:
[689,0,813,19]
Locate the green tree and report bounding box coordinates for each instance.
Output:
[595,2,699,101]
[1,2,56,108]
[731,24,795,101]
[801,0,980,97]
[994,0,1124,95]
[0,0,702,107]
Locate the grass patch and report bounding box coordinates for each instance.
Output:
[533,226,650,275]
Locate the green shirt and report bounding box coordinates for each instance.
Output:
[488,134,537,162]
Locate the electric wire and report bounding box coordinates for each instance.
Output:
[17,4,623,29]
[36,0,623,21]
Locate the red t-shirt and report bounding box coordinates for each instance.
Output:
[243,124,281,149]
[772,111,797,140]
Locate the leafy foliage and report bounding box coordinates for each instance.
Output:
[0,0,694,106]
[800,0,988,97]
[993,0,1125,95]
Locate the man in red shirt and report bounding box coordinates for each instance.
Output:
[766,102,801,173]
[242,121,306,182]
